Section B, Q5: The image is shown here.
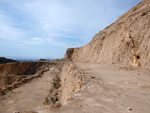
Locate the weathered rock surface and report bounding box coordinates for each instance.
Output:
[64,0,150,68]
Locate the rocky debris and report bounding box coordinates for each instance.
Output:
[64,0,150,69]
[127,107,133,111]
[90,75,95,78]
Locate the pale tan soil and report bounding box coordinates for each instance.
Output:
[0,63,150,113]
[56,63,150,113]
[0,70,54,113]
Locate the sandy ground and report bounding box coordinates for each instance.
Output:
[57,63,150,113]
[0,70,54,113]
[0,63,150,113]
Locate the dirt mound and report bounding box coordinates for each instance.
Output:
[64,0,150,68]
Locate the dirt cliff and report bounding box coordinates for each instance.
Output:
[43,63,86,107]
[0,62,56,88]
[64,0,150,68]
[60,63,86,105]
[0,62,51,76]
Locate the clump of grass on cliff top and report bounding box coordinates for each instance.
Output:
[44,75,61,105]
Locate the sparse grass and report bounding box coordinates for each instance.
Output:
[52,75,61,89]
[44,74,61,105]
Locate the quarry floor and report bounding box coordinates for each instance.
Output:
[65,63,150,113]
[0,63,150,113]
[0,70,54,113]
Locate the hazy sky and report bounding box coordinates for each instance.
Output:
[0,0,142,59]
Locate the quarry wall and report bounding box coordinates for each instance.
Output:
[0,62,56,88]
[64,0,150,69]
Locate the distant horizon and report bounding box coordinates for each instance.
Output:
[0,56,60,60]
[0,0,142,58]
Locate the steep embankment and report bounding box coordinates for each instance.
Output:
[0,62,48,75]
[0,62,55,88]
[64,0,150,68]
[43,63,86,107]
[60,63,86,105]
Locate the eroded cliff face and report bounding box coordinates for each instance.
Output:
[0,62,47,76]
[60,63,86,105]
[0,62,55,88]
[64,48,79,61]
[43,62,87,108]
[64,0,150,68]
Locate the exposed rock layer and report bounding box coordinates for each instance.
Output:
[64,0,150,68]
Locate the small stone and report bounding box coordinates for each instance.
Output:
[91,75,95,78]
[127,107,132,111]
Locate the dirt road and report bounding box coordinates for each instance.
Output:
[0,63,150,113]
[58,63,150,113]
[0,70,53,113]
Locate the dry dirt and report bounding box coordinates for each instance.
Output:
[0,70,54,113]
[1,0,150,113]
[0,63,150,113]
[56,63,150,113]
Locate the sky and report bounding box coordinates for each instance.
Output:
[0,0,143,59]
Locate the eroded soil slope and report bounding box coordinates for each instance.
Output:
[64,0,150,68]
